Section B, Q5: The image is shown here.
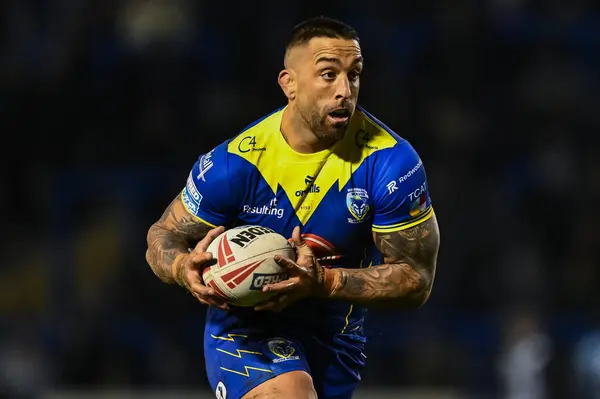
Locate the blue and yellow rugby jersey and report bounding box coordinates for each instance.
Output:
[181,105,433,337]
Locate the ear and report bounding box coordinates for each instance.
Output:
[278,69,296,100]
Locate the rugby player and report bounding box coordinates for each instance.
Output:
[146,16,440,399]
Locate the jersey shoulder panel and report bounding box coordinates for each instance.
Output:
[371,139,433,232]
[181,108,286,227]
[356,105,406,145]
[181,140,242,227]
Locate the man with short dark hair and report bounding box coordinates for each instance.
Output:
[146,16,440,399]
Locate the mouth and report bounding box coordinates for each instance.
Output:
[327,108,351,124]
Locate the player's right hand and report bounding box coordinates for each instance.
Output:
[173,226,230,310]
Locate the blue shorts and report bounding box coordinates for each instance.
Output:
[204,308,367,399]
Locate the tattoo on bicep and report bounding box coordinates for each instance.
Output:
[157,194,213,239]
[374,214,439,289]
[375,215,439,268]
[146,194,213,281]
[336,215,440,303]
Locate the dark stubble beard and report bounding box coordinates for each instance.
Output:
[298,105,349,142]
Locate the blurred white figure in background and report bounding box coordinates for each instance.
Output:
[0,330,51,398]
[497,309,553,399]
[572,320,600,399]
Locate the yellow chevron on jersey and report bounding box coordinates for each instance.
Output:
[227,107,397,225]
[184,104,434,359]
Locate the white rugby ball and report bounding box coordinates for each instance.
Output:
[202,225,294,307]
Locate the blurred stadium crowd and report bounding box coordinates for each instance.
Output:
[1,1,599,398]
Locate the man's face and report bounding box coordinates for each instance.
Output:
[291,37,363,140]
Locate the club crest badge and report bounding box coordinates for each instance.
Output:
[266,338,299,363]
[346,188,370,223]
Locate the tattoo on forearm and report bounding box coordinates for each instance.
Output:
[338,263,423,301]
[334,213,440,307]
[146,194,213,284]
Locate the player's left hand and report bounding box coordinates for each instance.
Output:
[254,226,326,312]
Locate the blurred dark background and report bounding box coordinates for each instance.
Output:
[1,1,600,398]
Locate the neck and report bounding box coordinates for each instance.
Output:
[280,104,337,154]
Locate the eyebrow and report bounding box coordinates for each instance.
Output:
[315,56,364,65]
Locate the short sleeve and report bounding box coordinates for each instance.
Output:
[180,141,237,227]
[371,141,433,233]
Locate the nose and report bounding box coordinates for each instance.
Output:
[335,75,351,100]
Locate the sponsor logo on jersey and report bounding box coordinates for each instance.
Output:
[408,182,428,217]
[250,272,289,290]
[408,182,427,202]
[295,175,321,197]
[267,338,300,364]
[216,381,227,399]
[182,173,203,214]
[346,188,370,224]
[186,172,201,201]
[182,189,200,214]
[197,149,215,182]
[238,136,266,153]
[354,129,378,149]
[242,198,284,219]
[386,160,423,195]
[229,226,276,248]
[386,181,398,194]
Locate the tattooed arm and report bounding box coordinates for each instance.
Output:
[323,143,440,308]
[145,194,214,285]
[324,212,439,308]
[261,212,440,312]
